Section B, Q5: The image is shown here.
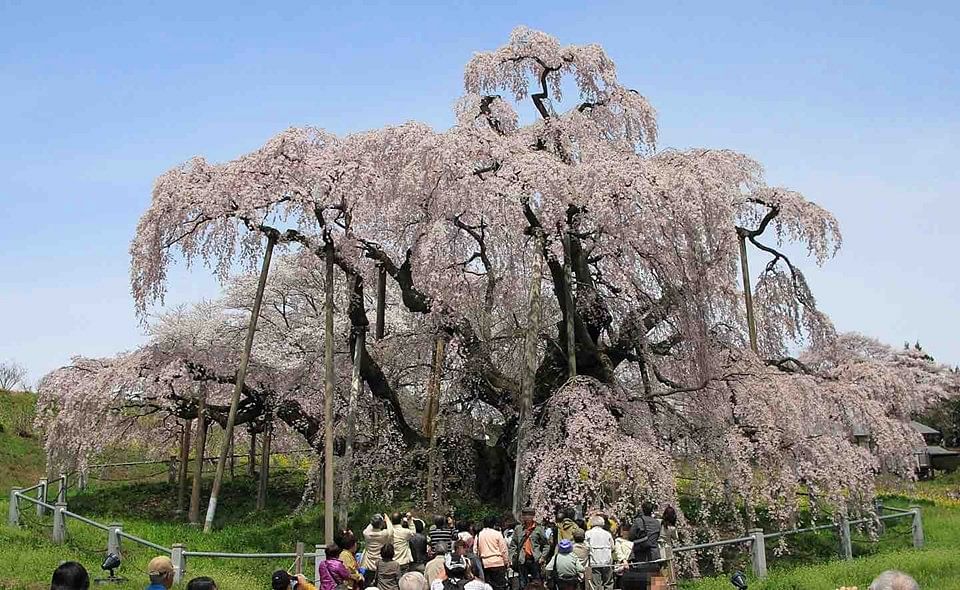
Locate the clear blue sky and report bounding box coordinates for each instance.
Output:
[1,1,958,384]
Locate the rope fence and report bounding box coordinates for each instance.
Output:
[6,472,926,586]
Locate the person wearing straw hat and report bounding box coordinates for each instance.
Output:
[145,556,175,590]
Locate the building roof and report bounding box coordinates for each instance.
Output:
[910,420,940,435]
[926,445,959,457]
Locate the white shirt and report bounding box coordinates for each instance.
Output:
[585,526,614,566]
[431,579,492,590]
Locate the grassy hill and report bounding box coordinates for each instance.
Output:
[0,391,46,491]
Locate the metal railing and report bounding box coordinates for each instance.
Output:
[7,473,926,586]
[7,474,320,583]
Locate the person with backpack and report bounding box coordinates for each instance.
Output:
[544,540,583,590]
[429,554,491,590]
[627,504,661,568]
[556,509,583,543]
[509,509,550,589]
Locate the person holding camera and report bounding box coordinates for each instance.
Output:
[272,571,317,590]
[362,514,396,586]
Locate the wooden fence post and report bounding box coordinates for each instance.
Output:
[839,515,853,560]
[295,542,305,575]
[8,488,21,526]
[57,473,67,504]
[36,478,47,517]
[108,523,122,556]
[171,544,186,584]
[52,501,67,543]
[749,528,767,578]
[910,505,925,549]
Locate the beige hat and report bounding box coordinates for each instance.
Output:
[148,556,174,577]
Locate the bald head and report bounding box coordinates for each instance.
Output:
[869,570,919,590]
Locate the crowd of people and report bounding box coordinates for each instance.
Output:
[45,503,921,590]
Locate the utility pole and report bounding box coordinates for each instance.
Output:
[203,235,275,532]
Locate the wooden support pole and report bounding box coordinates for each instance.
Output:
[738,231,759,353]
[562,231,576,377]
[338,324,364,528]
[203,235,275,533]
[513,238,542,516]
[176,419,193,516]
[424,334,447,508]
[375,265,386,340]
[188,390,208,524]
[323,241,335,544]
[248,432,257,478]
[257,419,272,511]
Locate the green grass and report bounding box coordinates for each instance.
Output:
[0,391,45,491]
[680,493,960,590]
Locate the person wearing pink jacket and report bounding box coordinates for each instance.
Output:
[318,544,359,590]
[475,516,509,590]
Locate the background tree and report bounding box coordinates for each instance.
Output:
[0,360,27,391]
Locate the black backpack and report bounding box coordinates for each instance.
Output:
[442,577,470,590]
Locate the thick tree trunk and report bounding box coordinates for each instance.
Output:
[204,235,275,532]
[188,392,208,524]
[257,419,272,510]
[424,335,447,508]
[338,326,364,528]
[176,419,193,516]
[513,241,543,515]
[323,242,335,543]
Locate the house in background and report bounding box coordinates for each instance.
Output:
[911,420,960,479]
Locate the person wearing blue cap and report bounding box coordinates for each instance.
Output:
[544,540,583,590]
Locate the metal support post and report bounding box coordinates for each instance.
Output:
[172,544,186,584]
[52,502,67,543]
[8,488,22,526]
[749,528,767,578]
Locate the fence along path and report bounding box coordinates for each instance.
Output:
[6,470,926,586]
